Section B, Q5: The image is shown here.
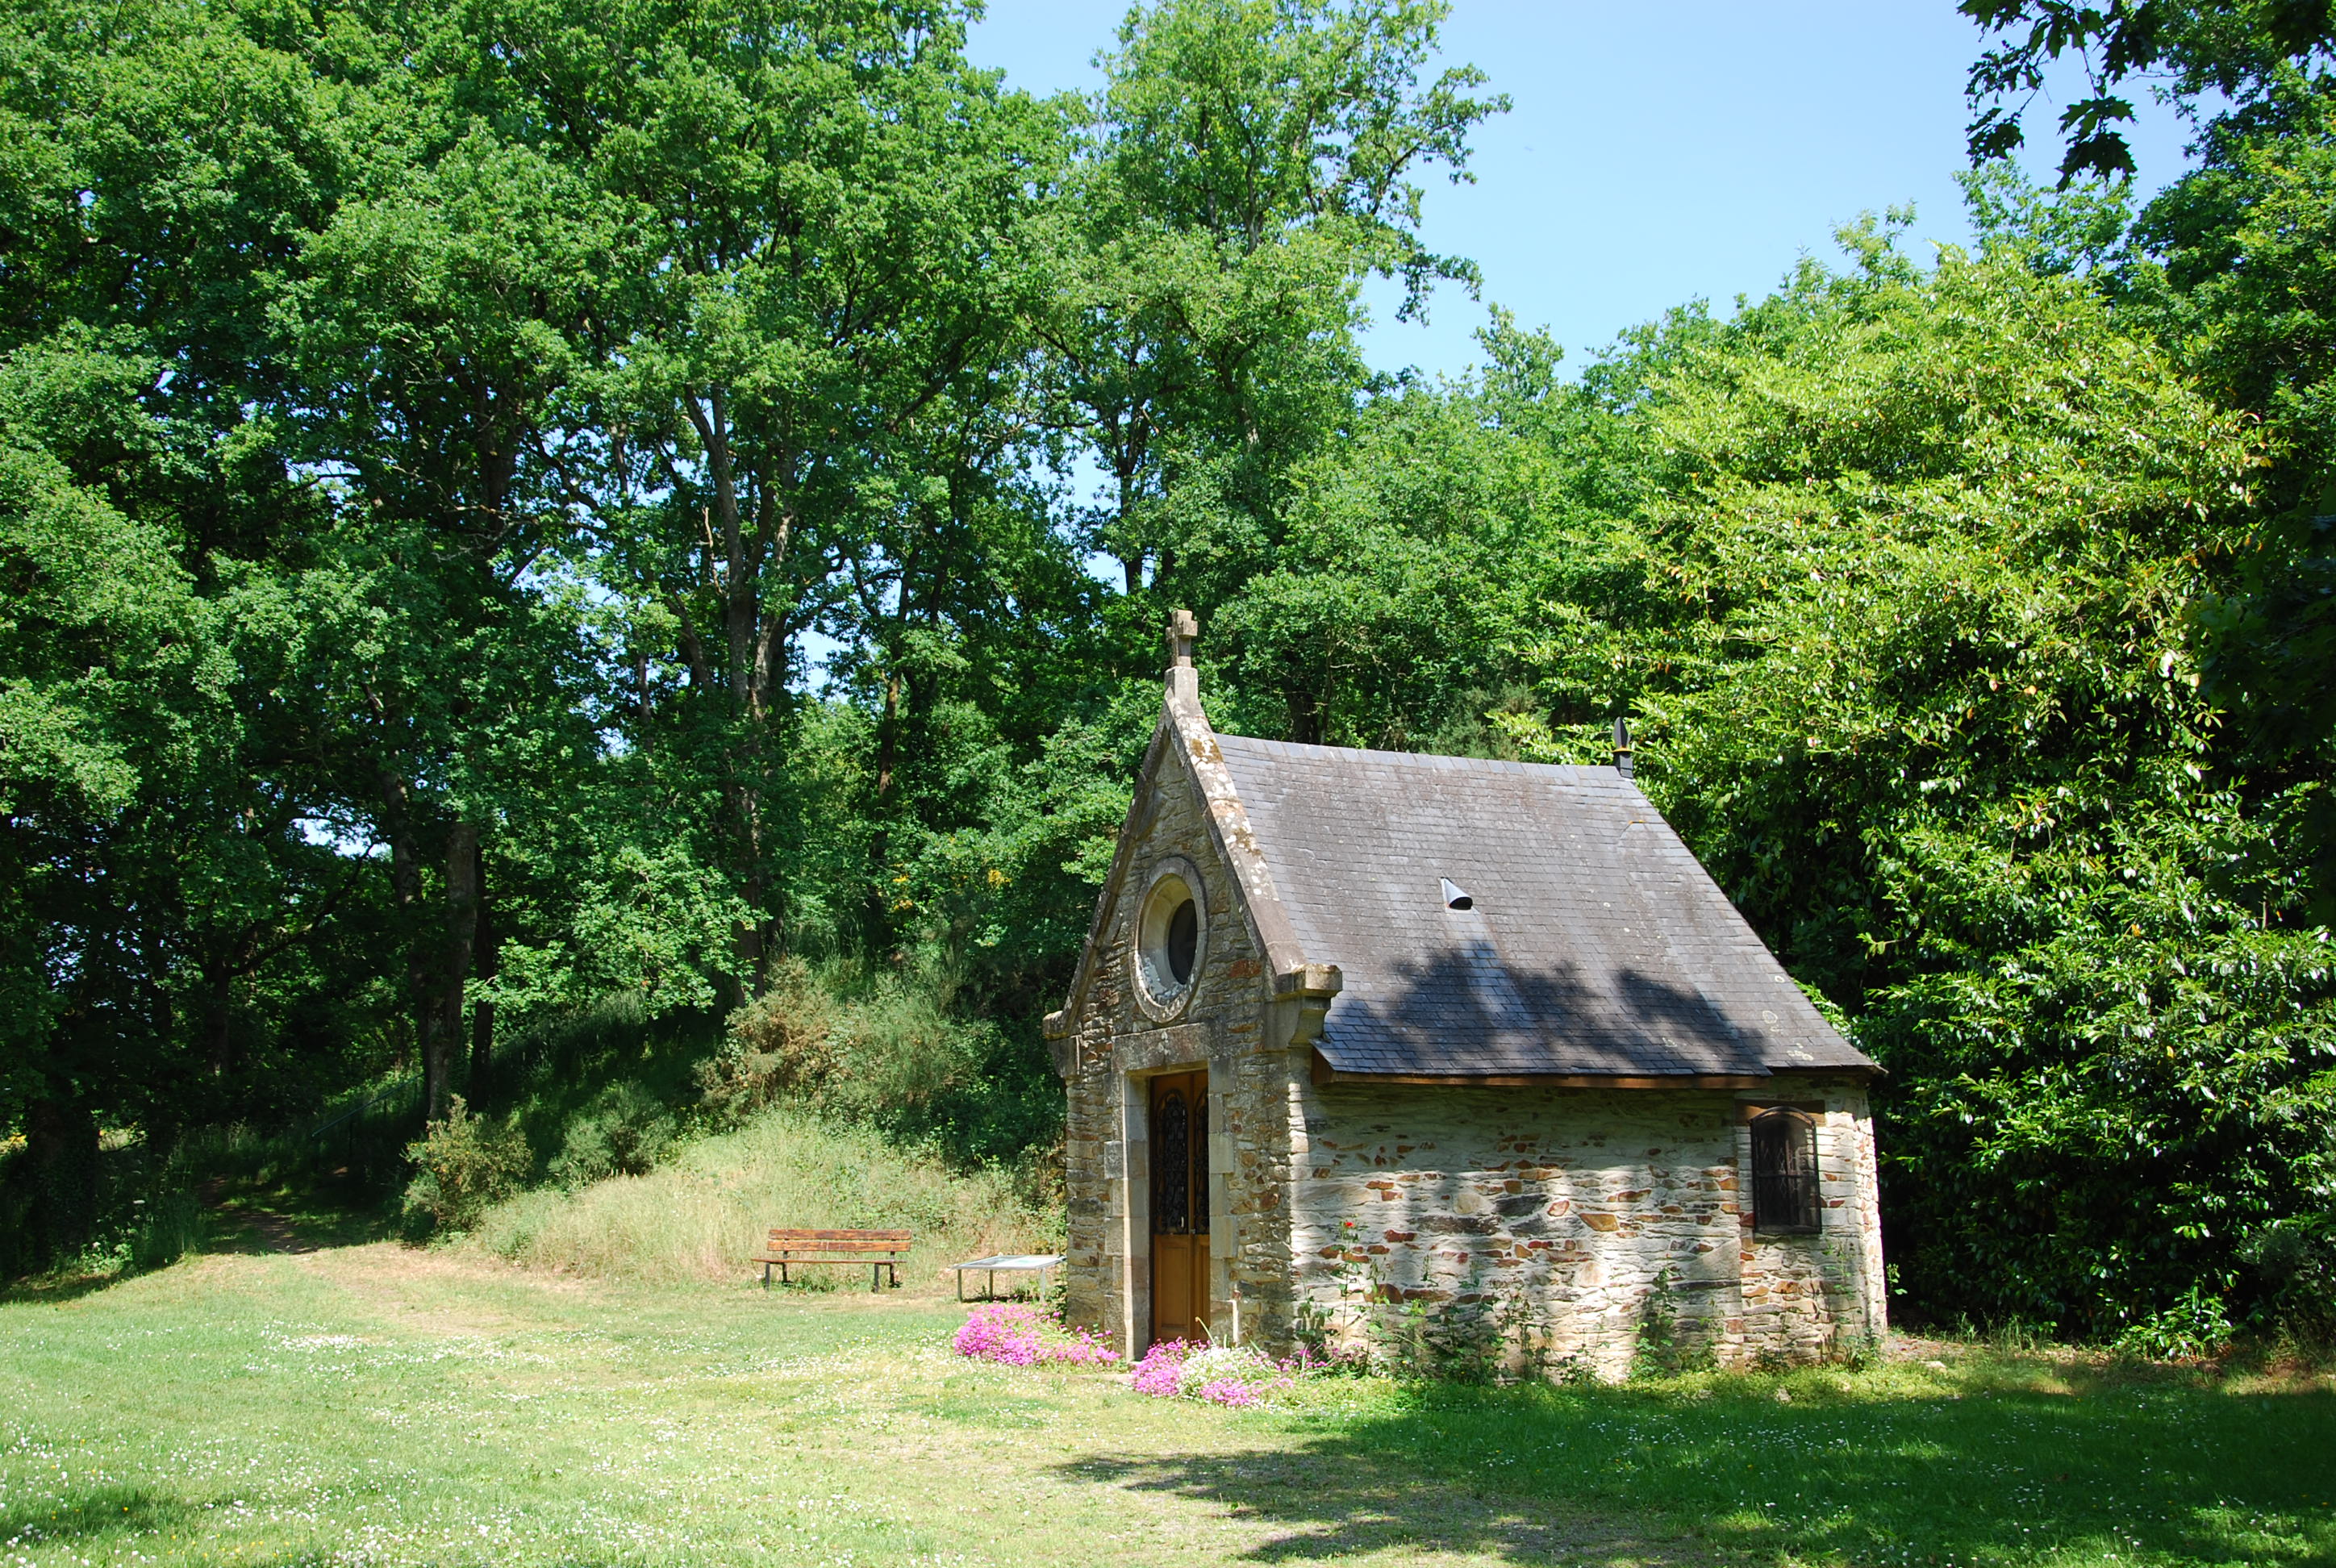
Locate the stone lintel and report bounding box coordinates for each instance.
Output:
[1114,1022,1213,1077]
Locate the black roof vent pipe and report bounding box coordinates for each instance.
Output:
[1613,716,1634,781]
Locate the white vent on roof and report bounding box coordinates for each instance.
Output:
[1441,878,1473,911]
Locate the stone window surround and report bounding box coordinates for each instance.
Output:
[1733,1095,1838,1241]
[1133,857,1208,1024]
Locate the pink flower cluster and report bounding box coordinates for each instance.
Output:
[1127,1338,1306,1406]
[1195,1377,1262,1408]
[951,1303,1119,1368]
[1128,1337,1189,1396]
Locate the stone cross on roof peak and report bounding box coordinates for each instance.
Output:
[1166,608,1198,670]
[1164,609,1201,706]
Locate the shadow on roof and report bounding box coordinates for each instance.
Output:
[1319,943,1762,1079]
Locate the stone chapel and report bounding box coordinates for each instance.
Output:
[1045,613,1888,1377]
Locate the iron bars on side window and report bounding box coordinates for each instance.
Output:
[1750,1108,1821,1234]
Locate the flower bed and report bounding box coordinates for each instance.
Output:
[950,1303,1119,1367]
[1127,1340,1308,1407]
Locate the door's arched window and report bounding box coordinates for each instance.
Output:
[1152,1088,1191,1234]
[1750,1108,1821,1234]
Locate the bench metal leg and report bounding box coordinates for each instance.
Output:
[762,1262,771,1291]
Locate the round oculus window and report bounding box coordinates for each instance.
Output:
[1136,866,1205,1013]
[1166,899,1198,985]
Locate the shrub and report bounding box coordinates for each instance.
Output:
[1329,1249,1549,1382]
[2244,1211,2336,1342]
[402,1098,530,1236]
[697,956,1061,1173]
[548,1082,677,1188]
[696,960,840,1123]
[117,1186,207,1272]
[2113,1283,2234,1362]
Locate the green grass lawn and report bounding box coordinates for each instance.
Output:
[2,1229,2330,1567]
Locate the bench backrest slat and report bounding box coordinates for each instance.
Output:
[764,1243,906,1254]
[768,1228,911,1242]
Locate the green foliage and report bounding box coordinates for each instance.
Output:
[2243,1211,2336,1340]
[401,1098,530,1236]
[703,957,1062,1171]
[547,1083,678,1190]
[1629,1270,1718,1380]
[2113,1282,2237,1362]
[1589,236,2326,1334]
[1960,0,2336,181]
[0,1128,214,1283]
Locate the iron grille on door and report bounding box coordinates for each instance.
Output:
[1152,1087,1188,1232]
[1149,1086,1206,1235]
[1750,1108,1821,1234]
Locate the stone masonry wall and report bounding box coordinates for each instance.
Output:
[1282,1078,1882,1377]
[1058,737,1279,1358]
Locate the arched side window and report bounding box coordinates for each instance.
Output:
[1750,1108,1821,1235]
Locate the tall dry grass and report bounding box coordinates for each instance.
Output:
[465,1105,1058,1291]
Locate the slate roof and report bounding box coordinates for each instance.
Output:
[1212,736,1875,1080]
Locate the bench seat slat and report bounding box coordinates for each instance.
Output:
[755,1242,910,1253]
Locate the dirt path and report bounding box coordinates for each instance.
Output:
[196,1178,327,1254]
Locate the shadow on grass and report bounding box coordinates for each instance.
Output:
[1066,1366,2336,1566]
[2,1187,393,1303]
[201,1186,392,1257]
[1071,1445,1708,1564]
[0,1484,197,1546]
[0,1270,130,1306]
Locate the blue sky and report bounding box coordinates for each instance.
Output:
[966,1,2207,381]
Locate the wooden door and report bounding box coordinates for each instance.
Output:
[1148,1070,1210,1344]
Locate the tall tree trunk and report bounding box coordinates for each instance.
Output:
[686,392,785,1001]
[378,764,437,1106]
[428,821,480,1122]
[202,961,235,1079]
[21,1095,99,1270]
[469,849,496,1095]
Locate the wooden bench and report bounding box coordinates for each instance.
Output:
[751,1228,911,1291]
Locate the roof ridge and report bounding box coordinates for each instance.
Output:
[1213,730,1625,779]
